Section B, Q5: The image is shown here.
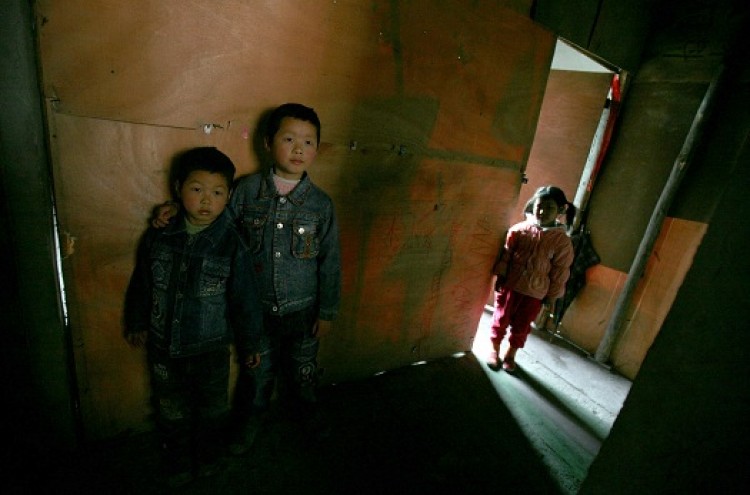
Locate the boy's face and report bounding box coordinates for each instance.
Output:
[266,117,318,180]
[177,170,230,226]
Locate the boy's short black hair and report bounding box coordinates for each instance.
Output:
[265,103,321,145]
[172,147,236,191]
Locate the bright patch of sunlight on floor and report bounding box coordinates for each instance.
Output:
[471,309,631,495]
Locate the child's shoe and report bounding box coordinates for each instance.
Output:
[485,340,501,368]
[486,349,500,368]
[162,456,193,488]
[303,408,332,441]
[502,356,517,373]
[167,470,193,488]
[161,442,193,487]
[196,456,226,478]
[502,347,518,373]
[228,414,262,456]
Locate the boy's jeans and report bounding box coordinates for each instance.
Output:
[148,346,230,470]
[235,305,320,418]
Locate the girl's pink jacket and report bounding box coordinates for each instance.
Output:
[492,219,574,300]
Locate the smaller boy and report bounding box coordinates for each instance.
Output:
[124,147,263,487]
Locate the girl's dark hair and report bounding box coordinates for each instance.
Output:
[264,103,321,145]
[172,147,236,193]
[524,185,577,227]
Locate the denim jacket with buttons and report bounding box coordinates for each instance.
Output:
[231,171,341,320]
[124,209,263,358]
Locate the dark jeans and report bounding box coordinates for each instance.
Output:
[234,306,320,420]
[148,346,230,469]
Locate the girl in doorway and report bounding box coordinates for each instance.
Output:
[488,186,575,372]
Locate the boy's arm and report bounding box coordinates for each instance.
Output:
[316,201,341,322]
[123,229,155,347]
[229,247,265,364]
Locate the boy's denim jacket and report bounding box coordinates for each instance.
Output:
[231,171,341,320]
[124,209,263,358]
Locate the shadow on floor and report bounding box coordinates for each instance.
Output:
[12,352,563,495]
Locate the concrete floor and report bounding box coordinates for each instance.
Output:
[12,311,631,494]
[473,309,632,494]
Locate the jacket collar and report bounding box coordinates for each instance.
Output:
[259,170,311,206]
[162,210,231,246]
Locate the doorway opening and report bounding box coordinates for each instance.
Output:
[517,38,617,229]
[482,37,620,326]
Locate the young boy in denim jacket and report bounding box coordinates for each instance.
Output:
[125,147,263,485]
[152,103,341,453]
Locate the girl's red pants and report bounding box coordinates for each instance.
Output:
[490,288,542,349]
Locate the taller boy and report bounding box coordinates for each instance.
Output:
[233,103,341,446]
[155,103,341,450]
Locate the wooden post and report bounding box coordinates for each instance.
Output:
[594,64,726,364]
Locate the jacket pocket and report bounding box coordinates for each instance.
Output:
[240,210,267,254]
[292,219,319,259]
[198,258,231,297]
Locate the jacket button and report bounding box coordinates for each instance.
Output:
[275,252,281,258]
[298,227,305,234]
[279,197,287,204]
[276,223,283,229]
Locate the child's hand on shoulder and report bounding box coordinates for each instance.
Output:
[244,352,261,369]
[151,201,179,228]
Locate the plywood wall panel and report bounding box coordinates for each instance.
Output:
[41,1,554,437]
[587,81,707,272]
[609,218,707,379]
[558,218,707,380]
[38,1,541,139]
[557,264,625,354]
[323,157,517,381]
[38,0,382,126]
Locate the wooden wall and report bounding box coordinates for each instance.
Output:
[15,0,739,451]
[581,55,750,492]
[559,0,738,379]
[527,65,713,380]
[36,0,553,438]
